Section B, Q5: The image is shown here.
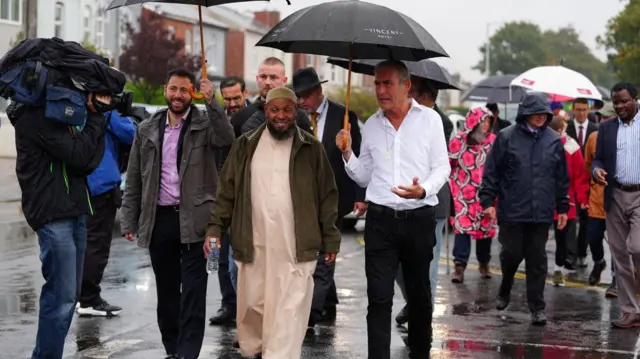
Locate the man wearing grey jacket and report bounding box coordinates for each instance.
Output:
[395,77,453,325]
[120,68,234,359]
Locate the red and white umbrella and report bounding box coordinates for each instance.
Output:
[510,65,602,102]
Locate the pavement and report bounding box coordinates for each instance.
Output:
[0,224,638,359]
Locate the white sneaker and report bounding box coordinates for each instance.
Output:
[76,300,122,317]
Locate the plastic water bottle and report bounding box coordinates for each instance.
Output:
[206,240,219,274]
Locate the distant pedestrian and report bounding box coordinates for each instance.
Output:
[205,86,340,359]
[486,103,510,134]
[479,93,570,326]
[585,103,618,294]
[448,107,497,284]
[293,67,365,329]
[592,82,640,328]
[337,60,450,358]
[120,68,234,359]
[547,116,589,287]
[76,110,136,317]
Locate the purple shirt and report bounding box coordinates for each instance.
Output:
[157,109,190,206]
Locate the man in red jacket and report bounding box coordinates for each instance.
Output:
[548,116,590,286]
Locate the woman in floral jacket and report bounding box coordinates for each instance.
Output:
[448,107,497,284]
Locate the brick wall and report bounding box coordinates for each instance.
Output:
[253,11,280,28]
[225,30,245,78]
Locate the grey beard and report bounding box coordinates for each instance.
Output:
[266,121,296,141]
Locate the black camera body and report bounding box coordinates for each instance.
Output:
[91,90,134,116]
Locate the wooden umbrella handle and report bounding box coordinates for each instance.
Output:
[342,45,353,148]
[189,4,207,100]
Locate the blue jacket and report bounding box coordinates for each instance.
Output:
[479,93,570,224]
[87,111,136,196]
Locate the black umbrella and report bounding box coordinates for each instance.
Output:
[461,74,527,103]
[326,57,459,90]
[256,0,448,138]
[107,0,271,99]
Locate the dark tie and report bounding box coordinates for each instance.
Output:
[578,125,584,148]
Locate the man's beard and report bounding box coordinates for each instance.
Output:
[165,97,191,116]
[266,120,296,141]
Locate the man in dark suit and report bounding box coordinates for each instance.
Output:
[292,67,366,329]
[592,82,640,329]
[565,98,598,268]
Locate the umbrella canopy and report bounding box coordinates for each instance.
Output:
[326,57,459,90]
[510,65,602,101]
[107,0,269,10]
[255,0,448,61]
[461,74,527,103]
[597,85,612,101]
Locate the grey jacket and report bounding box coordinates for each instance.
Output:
[120,101,234,247]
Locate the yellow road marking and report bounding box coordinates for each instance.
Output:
[353,235,604,292]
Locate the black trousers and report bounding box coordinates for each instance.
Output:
[79,189,119,307]
[498,222,550,312]
[149,206,208,359]
[310,218,341,325]
[217,232,236,310]
[577,207,589,258]
[365,203,435,359]
[553,219,576,267]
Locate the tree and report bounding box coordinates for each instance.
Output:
[328,88,378,121]
[474,22,548,76]
[597,0,640,87]
[475,21,617,88]
[119,9,201,104]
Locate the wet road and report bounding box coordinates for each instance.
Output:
[0,222,639,359]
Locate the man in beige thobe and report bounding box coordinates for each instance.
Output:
[205,86,341,359]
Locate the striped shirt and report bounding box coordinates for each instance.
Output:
[615,110,640,185]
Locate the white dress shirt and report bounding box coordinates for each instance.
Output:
[344,99,451,210]
[312,96,329,140]
[573,119,588,146]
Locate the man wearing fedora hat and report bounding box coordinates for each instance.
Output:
[292,67,366,329]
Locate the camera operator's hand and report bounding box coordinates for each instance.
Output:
[87,93,112,113]
[200,79,215,104]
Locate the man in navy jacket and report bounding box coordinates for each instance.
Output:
[77,110,136,316]
[479,93,570,326]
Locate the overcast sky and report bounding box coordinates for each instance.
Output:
[227,0,626,84]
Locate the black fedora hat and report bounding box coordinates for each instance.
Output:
[292,67,328,94]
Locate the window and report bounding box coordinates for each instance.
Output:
[54,2,64,38]
[94,7,105,49]
[83,6,91,42]
[0,0,21,23]
[184,30,191,54]
[167,26,175,40]
[331,64,335,81]
[307,54,313,67]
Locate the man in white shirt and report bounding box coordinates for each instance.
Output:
[336,60,450,359]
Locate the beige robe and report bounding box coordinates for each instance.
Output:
[236,131,317,359]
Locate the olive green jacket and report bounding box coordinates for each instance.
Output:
[206,123,341,263]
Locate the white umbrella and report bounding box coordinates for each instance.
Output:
[510,65,602,101]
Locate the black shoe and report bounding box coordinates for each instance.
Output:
[531,311,547,326]
[209,307,235,325]
[77,300,122,317]
[589,260,606,285]
[564,259,577,271]
[165,355,179,359]
[496,296,509,311]
[321,306,337,321]
[395,305,408,325]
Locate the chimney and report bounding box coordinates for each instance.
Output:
[254,11,280,29]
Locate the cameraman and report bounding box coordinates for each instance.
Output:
[9,93,111,359]
[76,109,136,317]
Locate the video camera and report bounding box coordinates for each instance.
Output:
[0,38,131,127]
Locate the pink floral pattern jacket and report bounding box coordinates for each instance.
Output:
[448,107,497,239]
